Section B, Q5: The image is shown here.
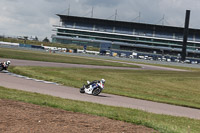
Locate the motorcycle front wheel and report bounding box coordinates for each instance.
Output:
[92,88,102,96]
[80,87,85,93]
[0,65,3,71]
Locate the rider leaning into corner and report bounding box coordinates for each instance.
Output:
[0,60,11,71]
[83,79,106,95]
[86,79,105,87]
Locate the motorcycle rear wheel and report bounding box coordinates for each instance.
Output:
[92,88,102,96]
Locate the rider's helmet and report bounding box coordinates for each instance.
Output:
[101,79,105,84]
[6,61,11,65]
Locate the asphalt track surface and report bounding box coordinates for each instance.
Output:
[0,58,200,120]
[0,58,187,71]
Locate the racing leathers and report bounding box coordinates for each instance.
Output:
[85,80,105,94]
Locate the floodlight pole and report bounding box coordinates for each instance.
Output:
[181,10,190,61]
[115,9,118,21]
[68,4,70,15]
[138,12,141,23]
[91,7,94,18]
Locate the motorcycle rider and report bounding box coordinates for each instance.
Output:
[0,61,11,70]
[86,79,105,87]
[84,79,105,94]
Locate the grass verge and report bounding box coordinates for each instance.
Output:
[0,86,200,133]
[0,47,139,68]
[9,66,200,109]
[1,46,199,72]
[0,37,100,51]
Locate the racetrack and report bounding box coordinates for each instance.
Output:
[0,58,187,71]
[0,58,199,119]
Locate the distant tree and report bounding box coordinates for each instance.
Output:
[24,36,28,40]
[24,36,28,44]
[35,36,39,41]
[43,37,50,42]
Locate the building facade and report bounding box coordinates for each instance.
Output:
[52,14,200,58]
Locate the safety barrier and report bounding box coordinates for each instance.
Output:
[19,44,44,49]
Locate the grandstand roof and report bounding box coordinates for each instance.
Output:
[57,14,200,34]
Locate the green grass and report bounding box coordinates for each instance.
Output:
[0,86,200,133]
[9,66,200,109]
[1,47,197,72]
[116,59,200,71]
[0,47,139,68]
[0,37,99,51]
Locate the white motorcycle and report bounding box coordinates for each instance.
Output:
[0,61,11,71]
[80,80,105,96]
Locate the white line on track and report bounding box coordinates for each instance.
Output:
[2,70,59,86]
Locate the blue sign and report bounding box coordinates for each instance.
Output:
[84,45,87,50]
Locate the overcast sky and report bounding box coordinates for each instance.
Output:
[0,0,200,40]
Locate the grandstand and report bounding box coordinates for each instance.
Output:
[52,14,200,58]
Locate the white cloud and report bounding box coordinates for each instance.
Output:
[49,17,58,26]
[0,0,200,40]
